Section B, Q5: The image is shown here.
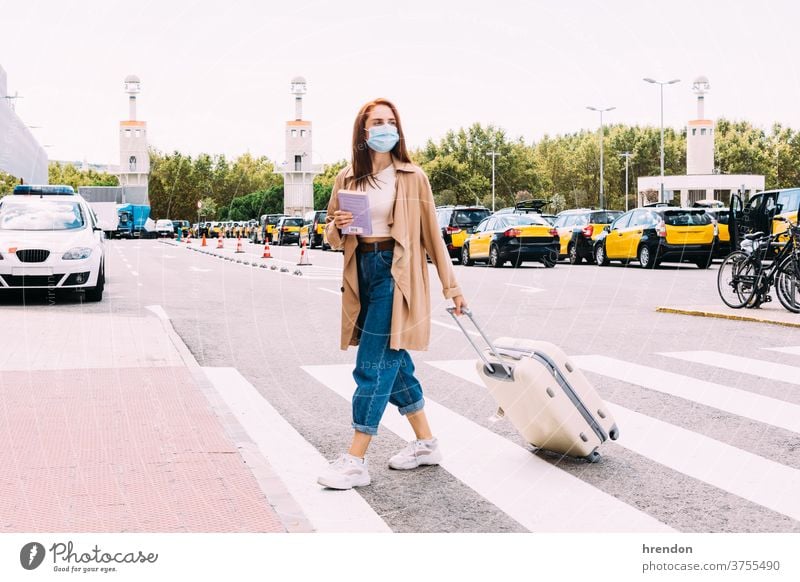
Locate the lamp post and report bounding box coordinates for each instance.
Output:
[619,151,633,212]
[586,106,615,209]
[486,151,500,212]
[643,77,679,203]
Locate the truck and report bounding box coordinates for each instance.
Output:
[117,203,153,238]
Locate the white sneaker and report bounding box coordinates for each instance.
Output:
[317,454,371,490]
[388,438,443,470]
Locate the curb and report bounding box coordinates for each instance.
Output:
[152,309,314,533]
[656,306,800,329]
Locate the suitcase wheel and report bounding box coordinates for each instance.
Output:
[584,451,602,464]
[609,425,620,441]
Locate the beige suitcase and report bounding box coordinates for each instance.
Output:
[448,308,619,462]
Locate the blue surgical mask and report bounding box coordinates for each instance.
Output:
[366,124,400,153]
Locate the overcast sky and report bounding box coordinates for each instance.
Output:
[2,0,799,167]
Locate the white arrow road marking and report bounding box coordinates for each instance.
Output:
[660,351,800,386]
[202,367,391,533]
[505,283,545,293]
[572,355,800,434]
[430,358,800,523]
[303,363,673,532]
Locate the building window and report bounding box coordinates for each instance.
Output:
[129,156,137,171]
[701,128,707,136]
[300,130,306,137]
[125,129,132,138]
[692,128,696,136]
[294,155,302,171]
[291,129,297,138]
[135,129,140,138]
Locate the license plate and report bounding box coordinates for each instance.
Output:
[12,267,54,276]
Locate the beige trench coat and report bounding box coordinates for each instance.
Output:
[325,157,462,351]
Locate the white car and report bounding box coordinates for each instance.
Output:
[155,219,175,238]
[0,185,105,301]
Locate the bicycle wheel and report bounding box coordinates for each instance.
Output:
[776,255,800,313]
[717,251,758,309]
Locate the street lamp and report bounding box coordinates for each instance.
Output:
[619,151,633,212]
[486,151,501,212]
[643,77,680,203]
[586,106,615,209]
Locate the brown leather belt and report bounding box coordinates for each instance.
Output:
[357,239,395,253]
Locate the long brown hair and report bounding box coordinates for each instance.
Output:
[351,98,412,190]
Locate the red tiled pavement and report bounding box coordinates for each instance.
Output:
[0,366,285,532]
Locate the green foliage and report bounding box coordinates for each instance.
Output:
[48,162,119,190]
[226,185,284,220]
[0,171,20,196]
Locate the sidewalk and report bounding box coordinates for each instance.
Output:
[0,305,310,533]
[657,302,800,328]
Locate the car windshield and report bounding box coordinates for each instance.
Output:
[505,214,550,226]
[777,189,800,214]
[454,209,490,225]
[0,199,85,231]
[663,211,712,226]
[590,212,622,223]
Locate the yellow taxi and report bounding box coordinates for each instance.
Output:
[274,216,303,245]
[436,205,491,263]
[461,213,559,268]
[300,210,328,248]
[738,188,800,240]
[551,209,623,264]
[593,206,715,269]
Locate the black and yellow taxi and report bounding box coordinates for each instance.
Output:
[274,216,304,245]
[551,209,623,264]
[300,210,328,248]
[461,213,559,268]
[736,188,800,240]
[436,205,491,263]
[692,201,731,257]
[251,213,288,244]
[593,207,715,269]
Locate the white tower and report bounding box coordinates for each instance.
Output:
[118,75,149,197]
[277,76,321,216]
[686,76,714,175]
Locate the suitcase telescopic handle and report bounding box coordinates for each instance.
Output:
[446,307,513,378]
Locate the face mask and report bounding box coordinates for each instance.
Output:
[366,124,399,153]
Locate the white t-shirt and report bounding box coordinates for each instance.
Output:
[363,165,396,237]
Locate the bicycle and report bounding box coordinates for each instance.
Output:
[717,216,800,312]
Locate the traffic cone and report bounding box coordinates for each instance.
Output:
[261,240,272,259]
[297,238,311,266]
[217,236,224,249]
[235,236,244,253]
[202,234,207,247]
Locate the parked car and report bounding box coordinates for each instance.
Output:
[697,206,731,257]
[436,205,491,263]
[0,185,105,300]
[552,209,623,264]
[251,214,288,244]
[461,213,559,268]
[274,216,304,245]
[300,210,328,248]
[593,207,715,269]
[172,220,190,238]
[155,219,175,238]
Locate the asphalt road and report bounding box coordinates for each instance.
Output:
[10,238,800,533]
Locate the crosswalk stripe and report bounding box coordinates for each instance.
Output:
[202,367,391,533]
[302,363,673,533]
[570,355,800,434]
[428,358,800,522]
[659,351,800,386]
[763,346,800,356]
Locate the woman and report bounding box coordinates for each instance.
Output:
[317,98,467,490]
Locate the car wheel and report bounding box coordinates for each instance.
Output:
[695,254,713,269]
[461,244,475,266]
[568,244,582,265]
[595,243,610,266]
[84,264,104,302]
[638,245,657,269]
[541,253,556,268]
[488,245,503,268]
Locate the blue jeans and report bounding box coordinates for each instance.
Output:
[352,249,425,435]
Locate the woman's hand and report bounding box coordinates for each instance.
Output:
[333,210,354,230]
[452,295,468,316]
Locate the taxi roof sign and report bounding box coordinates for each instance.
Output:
[13,184,76,195]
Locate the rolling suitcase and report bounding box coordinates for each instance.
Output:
[447,307,619,462]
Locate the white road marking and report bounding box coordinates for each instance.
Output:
[660,351,800,386]
[505,283,545,293]
[202,367,390,533]
[145,305,170,321]
[318,288,340,296]
[763,346,800,356]
[303,363,673,533]
[129,270,139,277]
[189,266,212,272]
[429,358,800,522]
[571,355,800,434]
